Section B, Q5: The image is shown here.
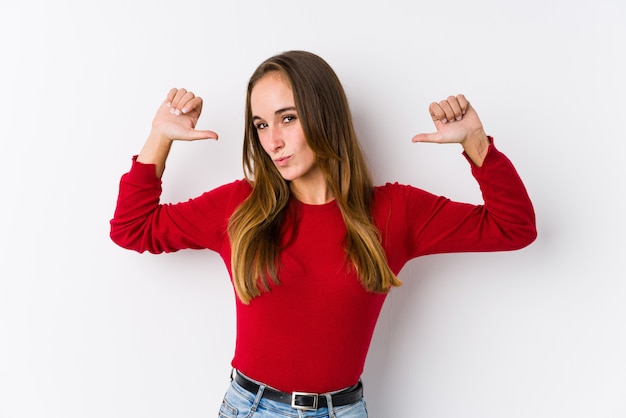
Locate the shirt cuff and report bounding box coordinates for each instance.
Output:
[124,155,162,185]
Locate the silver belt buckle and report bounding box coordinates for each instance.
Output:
[291,391,319,411]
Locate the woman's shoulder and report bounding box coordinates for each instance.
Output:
[203,178,252,200]
[372,182,407,210]
[212,178,252,192]
[373,181,436,209]
[374,181,417,196]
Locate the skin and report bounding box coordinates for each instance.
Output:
[412,94,490,166]
[136,82,490,189]
[136,88,218,178]
[250,73,330,204]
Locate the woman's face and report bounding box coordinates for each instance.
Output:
[250,73,321,186]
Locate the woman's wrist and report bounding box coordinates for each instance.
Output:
[136,130,174,177]
[462,129,490,167]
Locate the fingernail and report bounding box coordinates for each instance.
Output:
[181,107,188,114]
[441,118,448,124]
[456,116,462,121]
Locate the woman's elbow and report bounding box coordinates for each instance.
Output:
[109,223,146,253]
[511,222,537,250]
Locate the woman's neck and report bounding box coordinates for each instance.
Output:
[289,176,334,205]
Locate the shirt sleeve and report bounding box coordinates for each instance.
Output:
[382,139,536,262]
[109,156,250,254]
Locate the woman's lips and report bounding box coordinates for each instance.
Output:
[274,156,291,167]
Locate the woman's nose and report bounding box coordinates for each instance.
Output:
[266,128,284,152]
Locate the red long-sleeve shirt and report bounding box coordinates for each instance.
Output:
[110,141,536,393]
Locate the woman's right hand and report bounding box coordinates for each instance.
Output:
[137,88,218,177]
[151,87,218,142]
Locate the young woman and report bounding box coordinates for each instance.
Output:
[110,50,536,417]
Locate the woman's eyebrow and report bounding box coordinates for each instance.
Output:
[274,106,297,115]
[252,106,297,121]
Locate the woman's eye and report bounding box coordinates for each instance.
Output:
[256,122,268,130]
[283,115,295,124]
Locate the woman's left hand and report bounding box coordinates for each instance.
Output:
[412,94,485,144]
[412,94,491,166]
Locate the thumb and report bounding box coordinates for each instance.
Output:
[183,129,219,141]
[412,132,442,143]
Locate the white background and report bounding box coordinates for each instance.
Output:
[1,1,625,417]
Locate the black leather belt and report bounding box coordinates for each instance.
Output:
[233,370,363,411]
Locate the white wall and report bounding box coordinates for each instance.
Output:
[1,1,625,417]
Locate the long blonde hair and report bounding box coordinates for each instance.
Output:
[228,50,401,304]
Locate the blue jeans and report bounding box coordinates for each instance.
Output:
[218,374,368,418]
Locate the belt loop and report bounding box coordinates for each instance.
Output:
[250,383,266,413]
[325,393,336,418]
